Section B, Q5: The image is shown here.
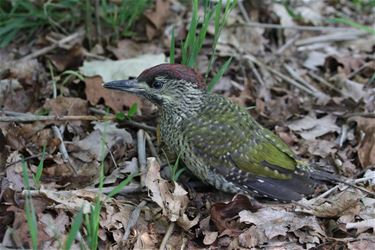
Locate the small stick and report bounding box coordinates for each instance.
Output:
[86,184,141,195]
[159,222,175,250]
[276,34,300,55]
[344,112,375,118]
[283,64,320,93]
[247,60,266,87]
[52,125,70,163]
[23,183,141,196]
[20,30,84,61]
[104,141,118,169]
[137,130,147,187]
[94,0,102,46]
[238,0,251,23]
[338,124,349,148]
[240,22,360,32]
[245,55,318,97]
[0,113,106,122]
[145,132,161,163]
[295,30,366,46]
[89,108,156,132]
[123,200,147,241]
[315,176,375,200]
[307,71,341,93]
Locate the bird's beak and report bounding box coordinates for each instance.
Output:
[102,79,145,94]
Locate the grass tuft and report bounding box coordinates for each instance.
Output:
[171,0,237,91]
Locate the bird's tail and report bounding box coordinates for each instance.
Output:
[297,160,375,197]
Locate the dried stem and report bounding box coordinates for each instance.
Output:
[137,129,147,187]
[20,30,84,61]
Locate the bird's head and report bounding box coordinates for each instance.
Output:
[103,64,206,113]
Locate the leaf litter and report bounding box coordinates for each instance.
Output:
[0,0,374,249]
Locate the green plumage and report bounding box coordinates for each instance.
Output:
[103,63,324,202]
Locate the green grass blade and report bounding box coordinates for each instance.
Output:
[127,103,138,119]
[33,145,46,189]
[327,17,375,35]
[108,174,135,198]
[170,27,175,64]
[182,0,199,65]
[207,57,232,92]
[22,160,38,250]
[64,208,84,250]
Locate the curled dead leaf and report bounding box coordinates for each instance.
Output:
[349,117,375,168]
[144,157,199,230]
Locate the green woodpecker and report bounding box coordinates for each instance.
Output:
[103,63,335,202]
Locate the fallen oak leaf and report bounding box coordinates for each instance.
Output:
[288,114,340,140]
[210,194,259,233]
[349,117,375,168]
[144,157,199,230]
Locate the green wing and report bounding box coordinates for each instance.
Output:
[183,95,297,180]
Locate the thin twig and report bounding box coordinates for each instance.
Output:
[344,112,375,118]
[245,55,319,97]
[240,22,360,32]
[283,64,321,94]
[4,154,43,169]
[0,114,103,122]
[315,176,375,200]
[89,108,156,132]
[295,30,367,46]
[338,124,349,148]
[123,200,147,241]
[85,183,141,194]
[307,71,341,93]
[104,141,118,169]
[52,125,70,163]
[238,0,251,23]
[94,0,102,46]
[145,131,161,163]
[23,183,141,196]
[159,222,175,250]
[276,33,300,55]
[20,30,84,61]
[137,130,147,187]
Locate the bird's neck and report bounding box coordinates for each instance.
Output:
[160,91,208,124]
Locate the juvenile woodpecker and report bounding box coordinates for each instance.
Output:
[104,63,329,202]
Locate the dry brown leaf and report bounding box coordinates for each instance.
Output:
[68,121,133,162]
[145,157,199,230]
[85,76,142,112]
[346,218,375,233]
[307,139,337,158]
[38,189,95,213]
[239,207,325,248]
[5,152,25,191]
[44,96,88,116]
[288,114,340,140]
[348,239,375,250]
[144,0,170,40]
[203,231,218,245]
[47,44,84,72]
[297,189,361,218]
[324,55,365,75]
[350,117,375,167]
[0,59,48,112]
[210,194,259,233]
[107,39,161,60]
[8,199,50,249]
[0,128,7,171]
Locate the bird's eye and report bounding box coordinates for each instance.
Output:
[152,80,163,89]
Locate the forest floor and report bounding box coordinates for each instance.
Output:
[0,0,375,249]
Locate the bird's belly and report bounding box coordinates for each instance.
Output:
[180,153,244,194]
[160,121,244,194]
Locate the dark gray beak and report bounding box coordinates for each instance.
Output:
[102,79,141,93]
